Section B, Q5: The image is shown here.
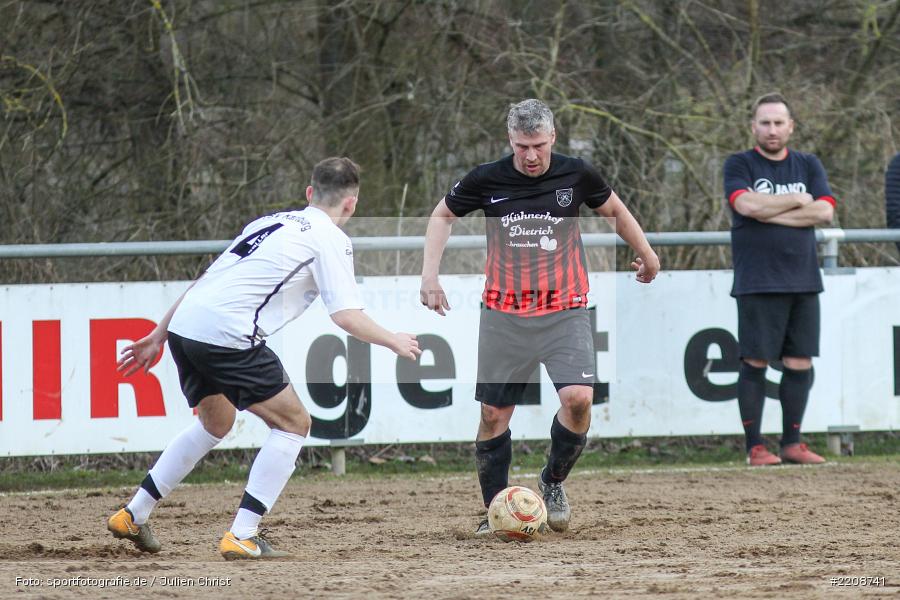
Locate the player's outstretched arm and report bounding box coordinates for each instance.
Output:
[331,309,422,360]
[420,199,458,315]
[594,192,660,283]
[117,280,199,376]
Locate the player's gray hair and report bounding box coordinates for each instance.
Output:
[507,99,554,135]
[311,157,361,207]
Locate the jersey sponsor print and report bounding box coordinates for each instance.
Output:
[444,153,610,316]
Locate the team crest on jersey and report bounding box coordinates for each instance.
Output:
[556,188,573,207]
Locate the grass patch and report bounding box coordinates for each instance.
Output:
[0,464,253,494]
[1,432,897,493]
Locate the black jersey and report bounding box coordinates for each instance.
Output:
[886,153,900,231]
[723,147,836,296]
[444,153,610,316]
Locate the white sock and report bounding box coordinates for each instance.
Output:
[127,420,222,524]
[230,429,305,539]
[126,488,157,526]
[230,508,263,541]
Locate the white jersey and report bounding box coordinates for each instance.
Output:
[169,206,364,349]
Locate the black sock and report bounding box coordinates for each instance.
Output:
[779,366,813,447]
[475,429,512,508]
[140,473,162,501]
[239,491,268,516]
[738,362,767,452]
[542,415,587,484]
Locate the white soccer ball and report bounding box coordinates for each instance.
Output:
[487,485,548,542]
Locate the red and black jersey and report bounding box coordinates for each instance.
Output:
[444,153,611,316]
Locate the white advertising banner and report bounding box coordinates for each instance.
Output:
[0,269,898,456]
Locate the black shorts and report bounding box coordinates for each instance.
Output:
[167,332,290,410]
[475,308,596,407]
[736,293,820,361]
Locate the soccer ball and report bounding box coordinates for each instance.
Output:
[487,485,548,542]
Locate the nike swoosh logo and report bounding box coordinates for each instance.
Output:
[582,372,594,378]
[490,196,510,204]
[232,538,262,557]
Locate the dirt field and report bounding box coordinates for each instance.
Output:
[0,460,897,599]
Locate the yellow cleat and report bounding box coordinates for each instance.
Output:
[219,531,290,560]
[107,508,161,553]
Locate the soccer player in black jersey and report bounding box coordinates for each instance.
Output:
[420,99,660,534]
[724,93,835,466]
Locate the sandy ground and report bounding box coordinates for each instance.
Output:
[0,460,897,599]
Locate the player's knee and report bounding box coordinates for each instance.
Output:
[480,404,511,431]
[282,410,311,437]
[199,411,235,439]
[203,421,232,440]
[782,356,812,370]
[560,388,593,414]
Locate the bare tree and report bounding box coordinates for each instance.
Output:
[1,0,897,284]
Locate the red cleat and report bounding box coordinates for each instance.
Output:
[780,443,826,464]
[747,444,782,466]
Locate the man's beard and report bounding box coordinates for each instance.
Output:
[759,138,785,153]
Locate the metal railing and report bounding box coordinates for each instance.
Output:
[1,229,899,269]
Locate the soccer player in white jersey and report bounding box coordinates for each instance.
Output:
[108,157,421,559]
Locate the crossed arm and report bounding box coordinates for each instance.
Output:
[733,191,834,227]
